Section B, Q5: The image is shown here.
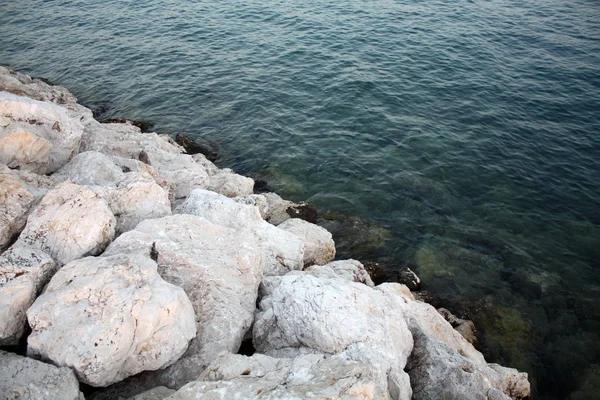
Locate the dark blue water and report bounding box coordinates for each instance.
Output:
[2,1,599,398]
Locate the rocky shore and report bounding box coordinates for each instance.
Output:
[0,67,530,399]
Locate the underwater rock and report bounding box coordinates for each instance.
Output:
[317,214,390,259]
[175,133,219,161]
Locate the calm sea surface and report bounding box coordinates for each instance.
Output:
[1,0,599,398]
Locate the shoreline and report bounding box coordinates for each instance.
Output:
[0,67,530,399]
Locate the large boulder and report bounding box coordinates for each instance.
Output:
[253,272,413,399]
[262,192,317,225]
[0,247,57,345]
[27,253,196,387]
[277,218,335,266]
[206,168,254,197]
[176,189,304,276]
[168,352,377,399]
[0,350,83,400]
[102,215,264,387]
[0,165,57,251]
[0,92,84,173]
[13,182,116,265]
[304,259,375,287]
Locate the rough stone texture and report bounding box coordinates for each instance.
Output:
[0,350,84,400]
[234,194,269,219]
[191,153,219,176]
[305,259,374,287]
[262,192,299,226]
[397,266,422,291]
[253,272,413,399]
[0,164,57,251]
[0,247,57,346]
[207,168,254,197]
[13,182,116,265]
[27,253,196,387]
[437,307,478,346]
[0,92,84,173]
[176,189,304,276]
[103,215,264,388]
[277,218,335,266]
[126,386,175,400]
[168,352,377,399]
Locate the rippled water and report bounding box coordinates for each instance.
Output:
[2,0,599,398]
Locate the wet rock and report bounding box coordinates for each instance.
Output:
[13,182,116,265]
[102,215,264,388]
[174,133,219,161]
[0,247,57,346]
[27,253,196,387]
[437,308,478,346]
[286,201,318,223]
[317,214,390,259]
[364,262,388,285]
[100,118,154,133]
[206,168,254,197]
[0,165,57,251]
[397,265,422,291]
[0,349,84,400]
[278,218,335,266]
[169,352,377,399]
[305,259,375,287]
[0,92,85,173]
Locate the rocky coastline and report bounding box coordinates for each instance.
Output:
[0,67,530,399]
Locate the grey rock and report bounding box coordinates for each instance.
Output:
[277,218,335,266]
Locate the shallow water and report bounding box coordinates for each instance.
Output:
[1,0,599,398]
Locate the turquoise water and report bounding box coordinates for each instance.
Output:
[1,0,599,398]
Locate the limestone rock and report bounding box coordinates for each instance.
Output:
[0,92,84,173]
[27,253,196,387]
[206,168,254,197]
[176,189,304,276]
[277,218,335,266]
[0,350,83,400]
[253,272,413,399]
[234,194,269,219]
[437,307,478,346]
[125,386,175,400]
[262,192,317,225]
[305,259,374,287]
[191,153,219,176]
[0,247,57,345]
[169,352,377,399]
[13,182,116,265]
[103,215,264,387]
[0,165,57,251]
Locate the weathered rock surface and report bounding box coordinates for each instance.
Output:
[234,193,269,219]
[0,164,57,251]
[253,272,413,399]
[262,192,317,225]
[0,350,84,400]
[13,182,116,265]
[176,189,304,276]
[103,215,264,387]
[305,259,374,287]
[0,92,85,173]
[437,307,478,346]
[27,253,196,387]
[398,265,422,291]
[169,352,377,399]
[206,168,254,197]
[278,218,335,266]
[125,386,175,400]
[0,247,57,346]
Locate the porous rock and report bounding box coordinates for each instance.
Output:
[277,218,335,266]
[13,182,116,265]
[26,253,196,387]
[305,259,374,287]
[234,193,269,219]
[0,349,83,400]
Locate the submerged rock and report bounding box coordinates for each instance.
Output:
[0,349,84,400]
[27,253,196,387]
[174,133,219,161]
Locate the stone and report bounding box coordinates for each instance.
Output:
[175,133,219,161]
[0,350,84,400]
[317,214,390,259]
[26,253,196,387]
[277,218,335,266]
[437,308,478,346]
[13,182,116,265]
[125,386,175,400]
[262,192,318,226]
[0,165,57,251]
[397,265,422,291]
[207,168,254,197]
[305,259,374,287]
[176,189,304,276]
[234,194,269,219]
[0,92,85,173]
[102,215,264,387]
[0,247,57,345]
[99,118,154,133]
[364,262,388,285]
[168,352,377,399]
[253,272,413,399]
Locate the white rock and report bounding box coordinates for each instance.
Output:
[253,272,413,399]
[103,215,264,387]
[305,259,374,287]
[0,165,57,251]
[277,218,335,266]
[0,350,84,400]
[0,247,57,345]
[234,194,269,219]
[191,153,219,176]
[169,352,377,399]
[142,150,209,199]
[176,189,304,276]
[207,168,254,197]
[27,253,197,387]
[0,92,84,173]
[13,182,116,265]
[262,192,295,225]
